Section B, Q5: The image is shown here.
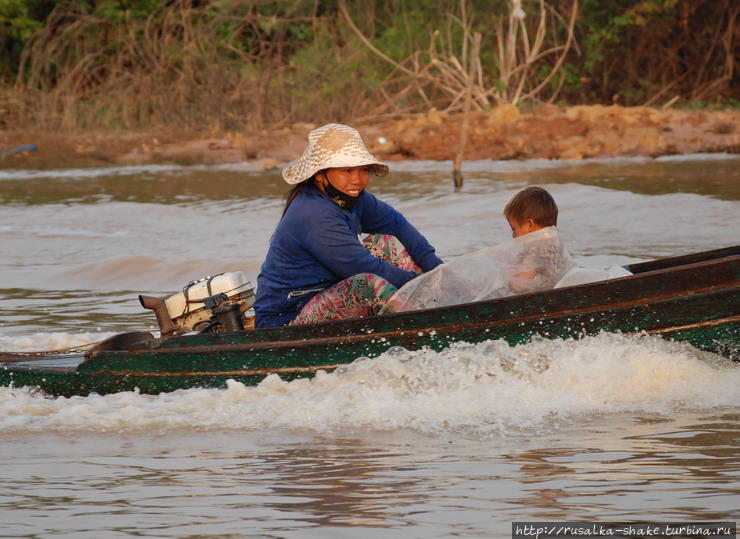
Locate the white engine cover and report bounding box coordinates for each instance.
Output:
[165,271,252,320]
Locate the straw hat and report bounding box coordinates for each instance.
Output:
[282,123,389,185]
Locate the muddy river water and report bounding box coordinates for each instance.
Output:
[0,155,738,537]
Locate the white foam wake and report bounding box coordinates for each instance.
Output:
[1,333,738,435]
[386,153,740,173]
[0,162,271,181]
[0,331,116,352]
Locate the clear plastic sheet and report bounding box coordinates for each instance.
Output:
[381,226,573,314]
[554,265,632,288]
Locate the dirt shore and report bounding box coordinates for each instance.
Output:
[1,105,738,170]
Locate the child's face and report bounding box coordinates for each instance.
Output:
[507,217,542,238]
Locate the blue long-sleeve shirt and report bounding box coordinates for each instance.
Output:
[254,185,443,328]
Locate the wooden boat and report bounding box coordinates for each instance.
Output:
[1,245,738,397]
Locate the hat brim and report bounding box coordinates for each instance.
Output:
[282,159,389,185]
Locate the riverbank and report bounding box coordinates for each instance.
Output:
[1,105,738,170]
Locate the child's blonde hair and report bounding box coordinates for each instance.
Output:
[504,186,558,227]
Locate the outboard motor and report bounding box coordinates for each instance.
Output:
[139,272,255,336]
[198,293,245,333]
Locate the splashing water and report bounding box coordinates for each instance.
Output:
[1,333,737,436]
[0,331,116,352]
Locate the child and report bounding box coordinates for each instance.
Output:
[503,186,571,293]
[381,186,572,313]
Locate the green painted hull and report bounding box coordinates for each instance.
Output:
[2,248,739,397]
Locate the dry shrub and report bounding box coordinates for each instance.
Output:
[11,1,276,131]
[2,0,736,132]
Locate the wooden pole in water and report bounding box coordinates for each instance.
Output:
[453,32,481,191]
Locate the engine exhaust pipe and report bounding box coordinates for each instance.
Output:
[138,295,178,337]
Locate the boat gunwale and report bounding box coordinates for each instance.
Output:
[626,245,739,274]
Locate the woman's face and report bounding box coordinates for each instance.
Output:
[321,166,370,197]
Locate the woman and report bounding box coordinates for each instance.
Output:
[254,123,443,329]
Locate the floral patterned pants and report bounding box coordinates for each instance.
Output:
[289,234,422,326]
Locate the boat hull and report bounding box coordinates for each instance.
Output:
[2,251,738,397]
